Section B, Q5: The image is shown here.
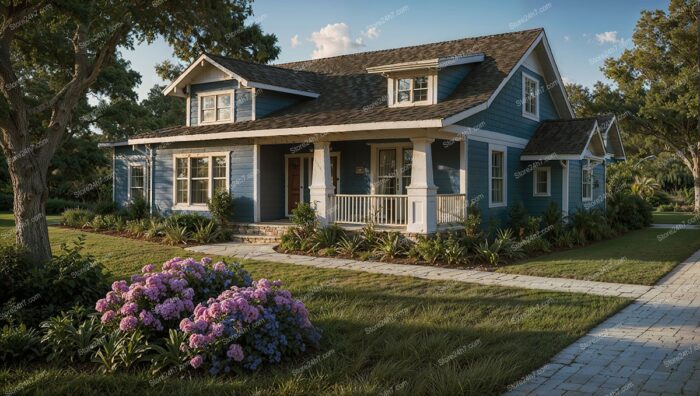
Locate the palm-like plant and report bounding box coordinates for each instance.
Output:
[631,176,660,199]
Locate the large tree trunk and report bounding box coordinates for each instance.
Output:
[695,165,700,213]
[8,152,51,264]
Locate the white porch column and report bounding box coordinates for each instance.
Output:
[309,141,334,225]
[406,137,437,234]
[459,139,468,195]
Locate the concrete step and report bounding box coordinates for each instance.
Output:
[229,223,290,237]
[230,234,281,244]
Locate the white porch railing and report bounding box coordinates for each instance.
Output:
[436,194,467,225]
[331,194,408,226]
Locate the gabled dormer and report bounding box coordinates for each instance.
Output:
[366,53,484,107]
[163,54,320,126]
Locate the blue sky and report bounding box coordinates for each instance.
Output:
[123,0,668,100]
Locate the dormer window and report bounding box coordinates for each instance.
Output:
[388,75,435,107]
[200,92,232,123]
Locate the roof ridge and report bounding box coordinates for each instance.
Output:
[275,28,544,67]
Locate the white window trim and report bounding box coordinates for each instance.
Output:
[488,144,507,208]
[198,90,234,125]
[369,142,413,195]
[127,164,146,202]
[532,166,551,197]
[522,72,540,121]
[387,75,437,107]
[582,159,593,202]
[172,152,230,211]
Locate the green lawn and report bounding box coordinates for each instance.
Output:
[652,211,698,224]
[0,214,629,395]
[498,228,700,285]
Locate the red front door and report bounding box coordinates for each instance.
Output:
[288,157,302,214]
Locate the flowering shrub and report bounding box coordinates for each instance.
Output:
[95,257,252,333]
[180,279,320,375]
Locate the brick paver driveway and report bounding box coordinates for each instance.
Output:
[505,249,700,395]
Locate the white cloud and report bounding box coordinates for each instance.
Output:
[563,35,570,42]
[310,23,365,59]
[363,27,380,39]
[562,76,574,85]
[290,34,300,48]
[595,31,620,44]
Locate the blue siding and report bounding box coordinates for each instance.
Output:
[458,66,559,140]
[229,145,255,222]
[189,80,256,126]
[114,145,147,208]
[433,140,460,194]
[438,65,472,101]
[256,90,304,118]
[519,161,564,215]
[333,141,371,194]
[467,140,524,228]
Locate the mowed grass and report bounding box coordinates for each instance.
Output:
[498,228,700,285]
[0,213,630,395]
[652,212,698,224]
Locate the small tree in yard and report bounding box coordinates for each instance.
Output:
[208,190,235,226]
[0,0,279,263]
[603,0,699,211]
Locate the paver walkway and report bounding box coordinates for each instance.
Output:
[505,248,700,395]
[187,243,649,298]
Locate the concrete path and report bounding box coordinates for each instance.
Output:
[187,242,649,298]
[651,223,700,230]
[505,248,700,396]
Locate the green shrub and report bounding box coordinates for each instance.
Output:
[360,221,381,250]
[606,192,652,232]
[411,236,442,264]
[150,329,189,375]
[335,234,364,257]
[92,329,150,373]
[442,233,468,265]
[162,220,189,245]
[192,220,220,244]
[126,196,149,220]
[207,190,235,226]
[93,201,118,215]
[570,209,609,244]
[0,323,42,365]
[374,232,408,260]
[168,213,208,233]
[61,208,95,228]
[144,219,165,239]
[656,204,675,212]
[554,229,576,249]
[522,236,551,255]
[0,237,110,327]
[313,225,344,251]
[279,203,318,252]
[647,190,671,207]
[542,201,563,237]
[40,306,102,363]
[509,201,528,237]
[290,202,318,235]
[46,199,91,215]
[462,204,483,238]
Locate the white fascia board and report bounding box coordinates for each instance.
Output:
[366,53,485,74]
[128,119,443,145]
[520,154,581,161]
[162,54,245,97]
[441,124,528,148]
[244,81,319,98]
[437,53,485,68]
[540,32,575,118]
[98,141,129,148]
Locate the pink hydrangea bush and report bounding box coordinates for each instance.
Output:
[180,279,321,375]
[95,257,252,333]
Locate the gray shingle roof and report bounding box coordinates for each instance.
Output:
[522,118,598,157]
[133,29,543,140]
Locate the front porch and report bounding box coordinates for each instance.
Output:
[255,133,469,234]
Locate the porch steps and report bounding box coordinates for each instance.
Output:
[228,222,290,244]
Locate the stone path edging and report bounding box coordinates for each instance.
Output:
[186,243,650,299]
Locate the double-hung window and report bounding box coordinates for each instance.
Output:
[129,165,145,201]
[533,167,551,197]
[394,76,430,104]
[582,160,593,201]
[200,93,232,123]
[522,73,539,121]
[173,153,229,208]
[489,145,507,207]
